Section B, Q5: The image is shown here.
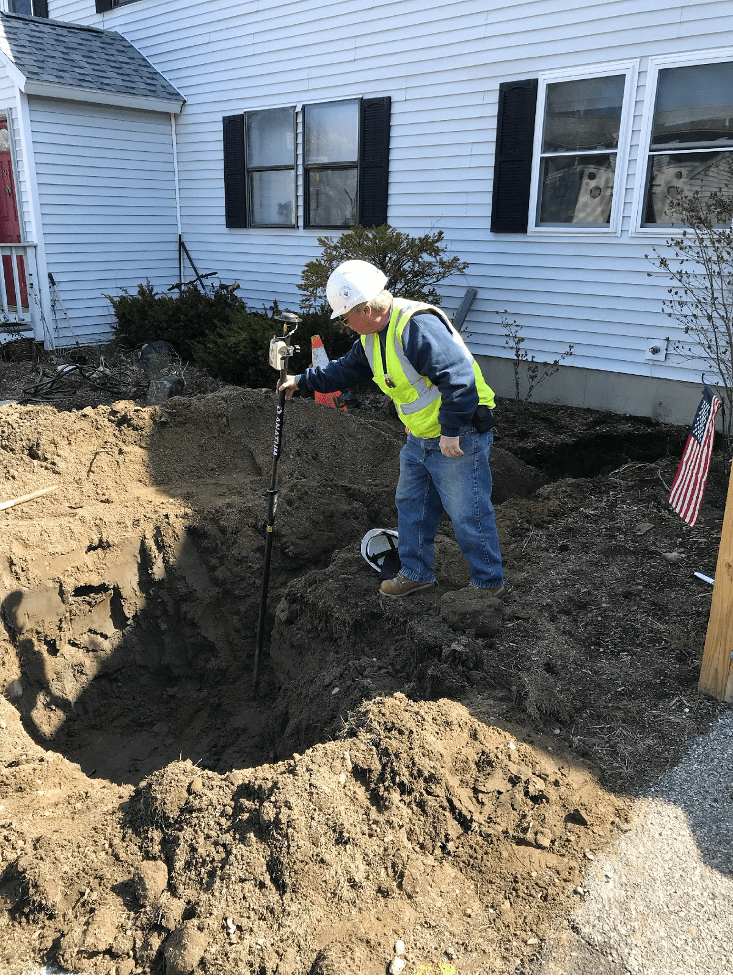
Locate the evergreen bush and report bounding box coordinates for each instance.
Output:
[106,283,357,390]
[107,282,246,361]
[192,307,354,388]
[298,224,469,312]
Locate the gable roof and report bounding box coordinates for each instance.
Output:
[0,12,185,113]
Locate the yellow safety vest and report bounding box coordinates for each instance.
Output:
[361,298,495,438]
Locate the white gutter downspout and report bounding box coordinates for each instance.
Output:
[171,112,182,285]
[14,89,54,347]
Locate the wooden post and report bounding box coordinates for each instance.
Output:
[699,460,733,700]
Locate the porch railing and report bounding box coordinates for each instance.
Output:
[0,243,36,329]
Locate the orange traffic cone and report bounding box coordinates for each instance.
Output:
[311,335,346,410]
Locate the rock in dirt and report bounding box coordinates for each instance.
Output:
[440,586,505,638]
[133,859,169,905]
[164,919,210,974]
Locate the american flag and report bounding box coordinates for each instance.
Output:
[668,386,722,527]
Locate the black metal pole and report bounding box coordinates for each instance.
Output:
[253,313,299,693]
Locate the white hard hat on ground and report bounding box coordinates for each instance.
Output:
[361,528,400,579]
[326,260,388,320]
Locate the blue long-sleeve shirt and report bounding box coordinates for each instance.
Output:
[296,312,485,437]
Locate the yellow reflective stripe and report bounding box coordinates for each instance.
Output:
[401,387,440,415]
[390,302,441,414]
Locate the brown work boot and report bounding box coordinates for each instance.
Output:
[468,583,506,598]
[380,573,436,598]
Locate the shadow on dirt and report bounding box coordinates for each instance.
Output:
[2,387,731,976]
[0,391,711,794]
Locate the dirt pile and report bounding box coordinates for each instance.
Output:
[0,368,730,975]
[1,689,627,976]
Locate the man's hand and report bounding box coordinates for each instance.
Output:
[277,375,298,399]
[440,435,463,458]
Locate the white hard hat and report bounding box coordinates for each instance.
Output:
[326,260,388,320]
[361,528,399,579]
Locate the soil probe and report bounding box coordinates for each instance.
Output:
[0,484,58,511]
[254,312,300,693]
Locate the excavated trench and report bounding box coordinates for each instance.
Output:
[7,386,722,976]
[0,388,689,792]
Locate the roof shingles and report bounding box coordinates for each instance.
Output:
[0,12,183,103]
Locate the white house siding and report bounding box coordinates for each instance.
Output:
[41,0,733,401]
[28,96,178,343]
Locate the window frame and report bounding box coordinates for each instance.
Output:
[223,95,390,232]
[6,0,48,15]
[303,97,361,230]
[95,0,141,11]
[527,60,637,237]
[245,105,298,230]
[631,47,733,236]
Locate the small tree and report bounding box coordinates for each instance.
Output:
[647,178,733,442]
[297,224,468,312]
[499,313,574,402]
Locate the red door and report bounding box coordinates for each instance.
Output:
[0,121,27,311]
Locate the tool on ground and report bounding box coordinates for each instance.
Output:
[0,484,58,511]
[361,528,400,580]
[48,272,77,344]
[254,312,300,693]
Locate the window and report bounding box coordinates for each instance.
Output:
[304,99,359,228]
[642,59,733,226]
[223,107,295,229]
[536,75,625,227]
[223,96,390,231]
[245,108,297,228]
[7,0,48,16]
[95,0,140,10]
[491,65,635,234]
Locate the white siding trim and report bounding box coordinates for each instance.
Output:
[14,89,52,344]
[23,80,184,114]
[0,51,25,92]
[171,112,181,236]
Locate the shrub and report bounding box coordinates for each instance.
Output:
[297,224,469,312]
[107,282,367,390]
[107,282,246,361]
[192,308,355,389]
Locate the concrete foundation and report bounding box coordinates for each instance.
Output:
[477,355,710,428]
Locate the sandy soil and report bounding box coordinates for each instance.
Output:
[0,343,730,975]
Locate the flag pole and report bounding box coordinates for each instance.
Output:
[699,454,733,701]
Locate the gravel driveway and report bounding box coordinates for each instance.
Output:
[569,708,733,975]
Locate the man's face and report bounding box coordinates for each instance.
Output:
[341,305,387,335]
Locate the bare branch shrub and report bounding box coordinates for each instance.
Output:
[647,172,733,442]
[499,313,574,402]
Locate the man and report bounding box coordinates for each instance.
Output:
[278,259,504,599]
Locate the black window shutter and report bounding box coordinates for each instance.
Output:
[95,0,114,11]
[223,114,247,229]
[490,79,538,233]
[32,0,49,16]
[358,96,391,227]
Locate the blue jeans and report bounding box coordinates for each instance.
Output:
[395,427,504,588]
